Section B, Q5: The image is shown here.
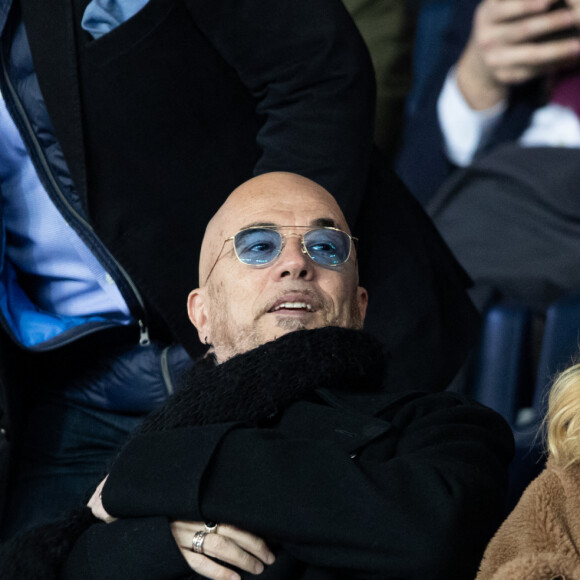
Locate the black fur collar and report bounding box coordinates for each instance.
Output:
[139,326,386,432]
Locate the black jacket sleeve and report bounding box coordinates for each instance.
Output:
[184,0,376,219]
[61,517,192,580]
[98,393,513,578]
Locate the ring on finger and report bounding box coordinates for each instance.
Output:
[204,521,218,534]
[191,530,208,554]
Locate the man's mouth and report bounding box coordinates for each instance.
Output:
[268,293,317,314]
[271,302,313,312]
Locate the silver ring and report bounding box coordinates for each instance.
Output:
[191,530,208,554]
[204,522,218,534]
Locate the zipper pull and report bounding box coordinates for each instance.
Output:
[138,319,151,346]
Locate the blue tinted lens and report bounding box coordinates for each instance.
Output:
[304,229,350,265]
[234,228,282,265]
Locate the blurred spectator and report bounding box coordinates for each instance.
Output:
[394,0,580,313]
[476,358,580,579]
[396,0,580,205]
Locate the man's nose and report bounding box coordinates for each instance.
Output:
[270,236,314,280]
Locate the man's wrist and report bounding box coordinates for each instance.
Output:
[455,45,508,110]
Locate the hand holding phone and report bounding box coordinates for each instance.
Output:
[455,0,580,110]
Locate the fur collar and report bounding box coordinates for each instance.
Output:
[139,326,386,432]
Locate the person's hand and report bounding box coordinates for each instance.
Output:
[87,477,275,578]
[170,521,275,579]
[456,0,580,109]
[87,476,117,523]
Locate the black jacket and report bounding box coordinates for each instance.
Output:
[3,328,511,580]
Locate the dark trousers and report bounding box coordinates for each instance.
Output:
[0,337,193,539]
[1,400,143,538]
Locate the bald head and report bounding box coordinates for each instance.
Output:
[199,172,351,285]
[189,172,367,362]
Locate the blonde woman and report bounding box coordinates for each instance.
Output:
[477,359,580,579]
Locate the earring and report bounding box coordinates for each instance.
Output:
[204,336,209,345]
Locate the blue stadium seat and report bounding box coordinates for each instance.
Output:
[532,294,580,418]
[472,302,532,424]
[473,295,580,511]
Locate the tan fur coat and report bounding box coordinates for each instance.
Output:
[477,458,580,580]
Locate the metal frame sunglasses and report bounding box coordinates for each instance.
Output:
[204,225,357,283]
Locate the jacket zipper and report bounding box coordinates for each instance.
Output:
[160,345,175,395]
[0,43,150,348]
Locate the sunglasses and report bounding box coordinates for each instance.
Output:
[204,226,357,283]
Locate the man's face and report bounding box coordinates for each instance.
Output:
[188,173,368,362]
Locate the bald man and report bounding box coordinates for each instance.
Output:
[189,172,367,362]
[3,173,513,580]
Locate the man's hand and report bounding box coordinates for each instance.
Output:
[88,477,275,578]
[456,0,580,109]
[87,476,116,523]
[170,521,275,580]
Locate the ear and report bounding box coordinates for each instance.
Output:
[187,287,211,345]
[356,286,368,323]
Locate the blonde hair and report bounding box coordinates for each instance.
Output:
[546,359,580,468]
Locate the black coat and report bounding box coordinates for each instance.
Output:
[19,328,513,580]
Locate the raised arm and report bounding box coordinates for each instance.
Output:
[185,0,376,220]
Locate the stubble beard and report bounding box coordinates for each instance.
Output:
[206,282,262,363]
[207,284,363,363]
